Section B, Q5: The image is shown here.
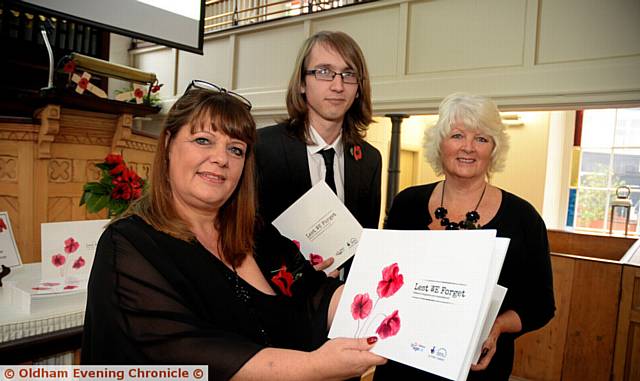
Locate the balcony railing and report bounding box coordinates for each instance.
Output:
[204,0,371,33]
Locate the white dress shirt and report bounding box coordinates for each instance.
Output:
[306,126,345,202]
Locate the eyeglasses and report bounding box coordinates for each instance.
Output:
[184,79,252,110]
[305,68,359,84]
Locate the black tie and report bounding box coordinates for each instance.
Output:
[320,148,337,194]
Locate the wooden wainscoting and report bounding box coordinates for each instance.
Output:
[613,265,640,381]
[0,105,157,263]
[512,230,639,381]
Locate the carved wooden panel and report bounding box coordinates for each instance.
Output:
[129,161,152,180]
[123,140,156,152]
[85,160,102,182]
[47,197,73,222]
[48,159,72,183]
[1,106,157,263]
[0,130,38,141]
[0,155,18,182]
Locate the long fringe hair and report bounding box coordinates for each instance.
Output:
[120,89,257,268]
[283,31,373,146]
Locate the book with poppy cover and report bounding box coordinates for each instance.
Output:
[328,229,509,381]
[0,211,22,268]
[40,219,109,283]
[5,272,88,314]
[272,182,363,274]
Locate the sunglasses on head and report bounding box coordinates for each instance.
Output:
[184,80,252,111]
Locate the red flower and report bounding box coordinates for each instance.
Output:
[134,88,144,99]
[151,84,163,93]
[72,256,86,269]
[351,145,363,161]
[351,293,373,320]
[110,168,144,201]
[105,154,124,166]
[64,285,78,290]
[131,185,142,200]
[119,168,141,184]
[51,254,66,267]
[109,163,127,176]
[111,182,132,200]
[64,237,80,254]
[78,77,89,90]
[0,218,6,232]
[309,253,323,266]
[271,264,294,297]
[80,153,146,216]
[63,60,76,73]
[377,263,404,298]
[292,239,301,250]
[376,310,401,339]
[309,253,324,266]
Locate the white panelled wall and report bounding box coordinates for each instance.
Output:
[116,0,640,227]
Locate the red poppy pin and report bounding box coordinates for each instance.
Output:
[271,264,294,297]
[350,145,363,161]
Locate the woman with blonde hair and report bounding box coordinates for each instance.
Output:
[373,93,555,381]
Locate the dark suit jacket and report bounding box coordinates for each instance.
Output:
[255,122,382,230]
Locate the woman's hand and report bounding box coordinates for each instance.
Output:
[311,337,387,380]
[234,336,386,381]
[313,257,339,278]
[471,309,522,371]
[471,323,499,371]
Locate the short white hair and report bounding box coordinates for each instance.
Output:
[424,92,510,177]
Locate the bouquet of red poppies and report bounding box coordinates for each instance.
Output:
[80,154,146,217]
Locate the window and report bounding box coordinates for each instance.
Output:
[568,108,640,235]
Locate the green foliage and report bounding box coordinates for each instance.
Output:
[576,164,625,227]
[79,154,146,217]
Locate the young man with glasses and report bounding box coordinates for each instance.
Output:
[255,31,382,275]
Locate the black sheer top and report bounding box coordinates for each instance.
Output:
[81,215,341,380]
[374,182,555,381]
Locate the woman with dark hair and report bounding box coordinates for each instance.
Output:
[82,82,386,380]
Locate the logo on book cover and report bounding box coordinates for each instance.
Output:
[428,346,448,361]
[410,342,426,352]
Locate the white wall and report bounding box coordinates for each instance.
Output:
[123,0,638,219]
[130,0,640,114]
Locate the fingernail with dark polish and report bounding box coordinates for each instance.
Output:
[367,336,378,344]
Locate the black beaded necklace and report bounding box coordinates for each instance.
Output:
[434,181,487,230]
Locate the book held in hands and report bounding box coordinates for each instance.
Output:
[329,229,509,381]
[272,182,363,274]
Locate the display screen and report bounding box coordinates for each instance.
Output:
[21,0,205,54]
